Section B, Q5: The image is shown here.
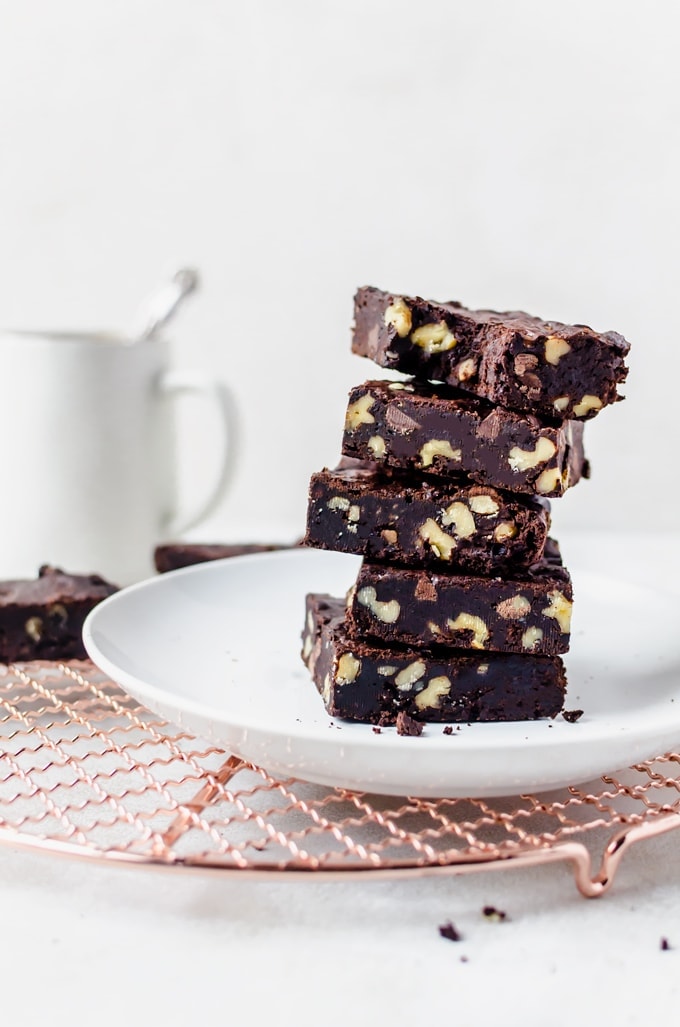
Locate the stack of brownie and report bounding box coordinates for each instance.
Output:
[301,286,630,728]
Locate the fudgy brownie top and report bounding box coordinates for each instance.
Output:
[352,286,630,421]
[154,542,296,573]
[0,565,118,606]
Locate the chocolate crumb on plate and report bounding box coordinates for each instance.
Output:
[372,726,382,734]
[443,725,454,735]
[562,709,584,723]
[661,937,672,951]
[396,711,423,736]
[482,905,508,922]
[438,921,463,942]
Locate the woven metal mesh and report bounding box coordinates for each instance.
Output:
[1,661,679,896]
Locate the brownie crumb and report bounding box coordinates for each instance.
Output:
[396,712,423,736]
[482,905,507,922]
[562,709,584,723]
[438,921,462,942]
[443,725,454,735]
[460,955,469,963]
[661,937,672,951]
[415,576,438,602]
[372,726,382,735]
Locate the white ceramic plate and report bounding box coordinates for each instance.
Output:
[83,548,680,798]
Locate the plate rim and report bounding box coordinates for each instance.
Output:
[82,548,680,796]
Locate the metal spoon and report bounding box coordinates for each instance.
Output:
[133,267,200,342]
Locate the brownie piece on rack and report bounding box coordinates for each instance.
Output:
[346,539,572,655]
[301,594,566,723]
[342,380,587,497]
[0,565,118,662]
[352,286,630,422]
[154,542,295,573]
[304,462,550,574]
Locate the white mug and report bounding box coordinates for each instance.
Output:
[0,329,237,584]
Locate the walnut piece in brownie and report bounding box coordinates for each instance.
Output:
[352,286,630,422]
[0,565,118,662]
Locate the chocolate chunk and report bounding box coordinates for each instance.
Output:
[352,286,630,421]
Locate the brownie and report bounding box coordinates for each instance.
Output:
[346,539,572,655]
[352,286,630,422]
[302,594,566,723]
[0,565,118,662]
[154,542,295,573]
[304,463,550,574]
[341,379,587,497]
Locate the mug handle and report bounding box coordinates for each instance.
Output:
[159,369,238,536]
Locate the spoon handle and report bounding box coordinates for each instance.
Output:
[135,268,200,341]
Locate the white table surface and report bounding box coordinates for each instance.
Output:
[2,531,679,1027]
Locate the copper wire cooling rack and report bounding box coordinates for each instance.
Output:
[1,660,680,897]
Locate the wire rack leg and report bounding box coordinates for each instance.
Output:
[582,811,680,897]
[160,755,247,851]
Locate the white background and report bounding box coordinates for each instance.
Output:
[0,7,679,1022]
[0,0,677,543]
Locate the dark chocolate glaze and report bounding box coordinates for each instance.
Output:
[346,539,573,655]
[353,286,630,422]
[0,565,118,662]
[304,462,550,574]
[302,594,566,723]
[341,379,587,497]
